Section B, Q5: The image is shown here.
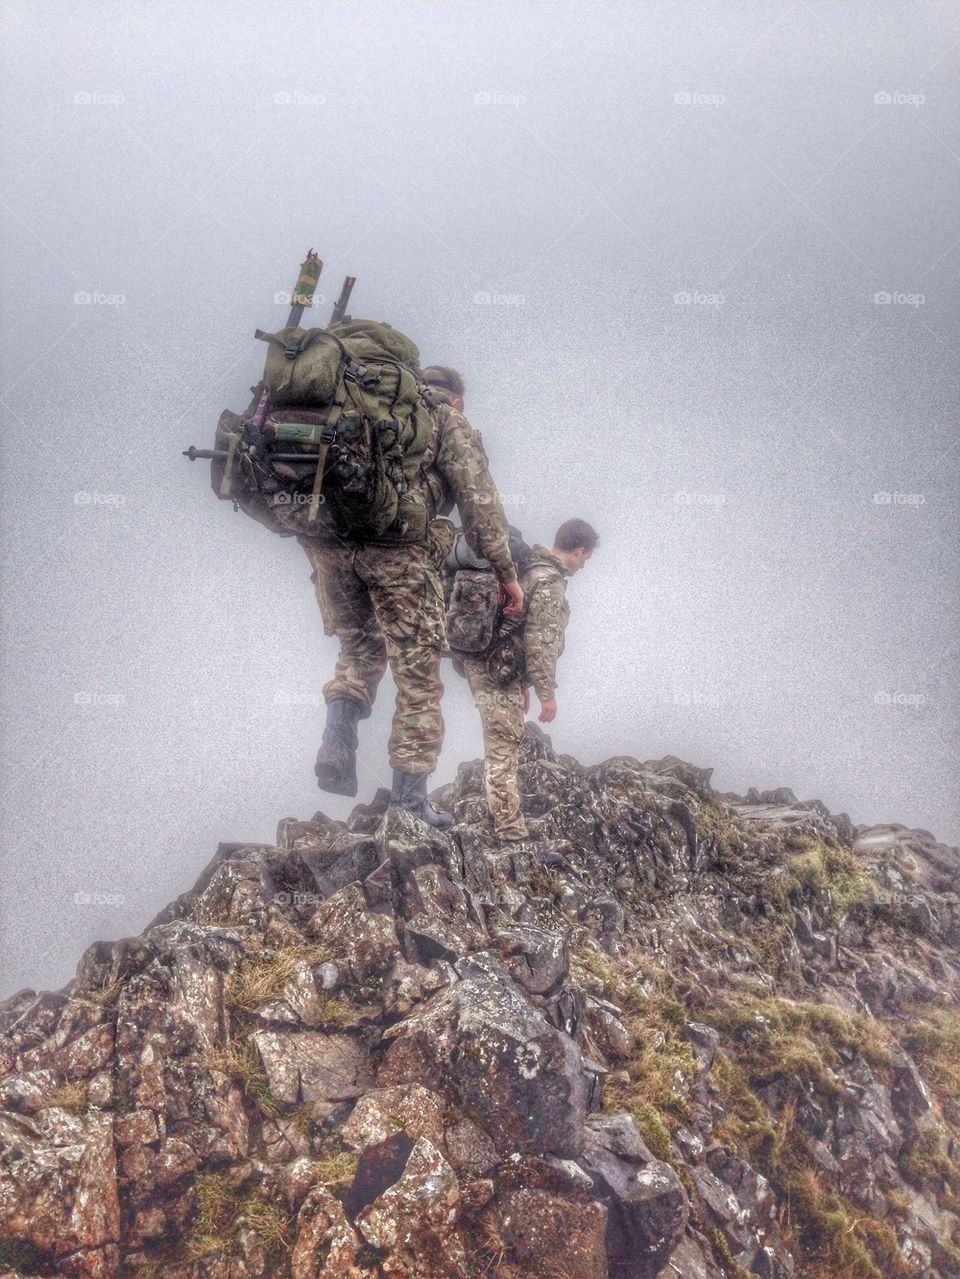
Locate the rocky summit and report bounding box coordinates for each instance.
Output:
[1,728,959,1279]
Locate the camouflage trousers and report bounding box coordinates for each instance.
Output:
[299,525,453,775]
[463,656,528,840]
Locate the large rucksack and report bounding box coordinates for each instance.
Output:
[211,319,436,542]
[444,527,533,685]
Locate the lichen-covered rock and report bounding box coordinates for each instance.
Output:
[356,1137,464,1277]
[0,1107,119,1276]
[379,971,591,1157]
[252,1030,373,1106]
[579,1113,689,1278]
[496,1186,608,1277]
[292,1184,364,1278]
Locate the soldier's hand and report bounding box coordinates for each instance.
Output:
[538,697,557,723]
[522,688,530,713]
[501,579,525,616]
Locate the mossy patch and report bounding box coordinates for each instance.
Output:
[186,1172,293,1264]
[227,942,336,1012]
[783,837,873,921]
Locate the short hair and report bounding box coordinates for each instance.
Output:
[554,518,599,553]
[421,365,466,398]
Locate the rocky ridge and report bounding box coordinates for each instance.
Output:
[0,727,958,1278]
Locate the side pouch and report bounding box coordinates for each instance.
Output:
[445,569,501,654]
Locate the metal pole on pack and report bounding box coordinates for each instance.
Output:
[329,276,356,326]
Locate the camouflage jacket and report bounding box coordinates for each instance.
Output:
[521,546,570,700]
[420,399,516,583]
[292,395,516,582]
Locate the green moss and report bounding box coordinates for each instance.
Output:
[899,1006,960,1103]
[900,1129,960,1212]
[186,1172,294,1263]
[702,999,910,1279]
[574,946,617,997]
[784,838,872,921]
[200,1040,280,1117]
[624,1097,672,1160]
[697,797,746,868]
[700,995,891,1100]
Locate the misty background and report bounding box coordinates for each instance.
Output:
[1,0,958,995]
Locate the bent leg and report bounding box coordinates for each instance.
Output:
[464,657,527,839]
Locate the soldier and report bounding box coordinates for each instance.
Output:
[299,364,523,827]
[462,518,598,842]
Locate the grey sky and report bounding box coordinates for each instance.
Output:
[1,0,958,995]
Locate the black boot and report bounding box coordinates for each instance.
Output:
[314,697,363,796]
[390,769,453,829]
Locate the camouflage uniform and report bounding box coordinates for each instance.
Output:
[466,545,571,838]
[521,546,571,705]
[299,396,515,776]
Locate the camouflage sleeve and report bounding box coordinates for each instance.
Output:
[523,576,568,701]
[435,407,517,583]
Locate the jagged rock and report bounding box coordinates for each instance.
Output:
[0,1107,119,1276]
[579,1114,689,1278]
[307,882,400,980]
[292,1184,364,1278]
[890,1048,933,1120]
[356,1136,464,1276]
[252,1031,373,1105]
[340,1084,446,1152]
[496,1186,608,1277]
[379,971,591,1157]
[493,922,569,996]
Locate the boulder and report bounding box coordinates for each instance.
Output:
[578,1113,689,1279]
[252,1031,372,1106]
[379,973,591,1157]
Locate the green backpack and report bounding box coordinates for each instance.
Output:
[212,319,436,542]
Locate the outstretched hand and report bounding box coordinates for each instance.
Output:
[501,579,525,616]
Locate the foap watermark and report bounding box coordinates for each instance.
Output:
[674,489,726,507]
[674,91,726,107]
[272,491,326,508]
[74,692,126,708]
[475,690,523,710]
[473,290,526,307]
[274,290,326,307]
[74,889,125,907]
[74,490,126,507]
[873,491,925,507]
[473,90,525,108]
[873,91,926,108]
[273,90,326,107]
[874,691,927,709]
[874,291,924,307]
[273,890,323,908]
[74,290,126,307]
[274,691,324,708]
[674,290,725,307]
[73,91,125,107]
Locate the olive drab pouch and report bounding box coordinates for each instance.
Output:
[210,318,435,543]
[445,570,502,654]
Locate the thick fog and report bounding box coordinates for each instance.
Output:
[1,0,958,995]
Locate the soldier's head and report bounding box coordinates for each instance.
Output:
[552,518,598,575]
[421,365,466,411]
